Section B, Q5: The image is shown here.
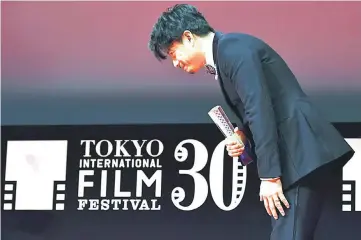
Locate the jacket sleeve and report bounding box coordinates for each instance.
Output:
[219,44,282,179]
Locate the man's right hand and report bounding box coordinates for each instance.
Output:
[225,127,246,157]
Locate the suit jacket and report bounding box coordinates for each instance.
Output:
[212,31,354,189]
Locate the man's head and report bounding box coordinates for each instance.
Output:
[148,4,214,74]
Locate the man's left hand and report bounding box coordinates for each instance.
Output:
[259,178,290,220]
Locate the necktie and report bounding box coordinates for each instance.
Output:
[205,64,217,75]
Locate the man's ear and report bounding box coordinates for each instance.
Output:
[182,30,195,47]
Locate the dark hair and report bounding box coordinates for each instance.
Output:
[148,4,214,61]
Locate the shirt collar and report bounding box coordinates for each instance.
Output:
[203,32,216,68]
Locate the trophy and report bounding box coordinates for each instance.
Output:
[208,106,253,166]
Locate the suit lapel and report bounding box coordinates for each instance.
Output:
[212,31,246,125]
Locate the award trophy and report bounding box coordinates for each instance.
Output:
[208,106,253,166]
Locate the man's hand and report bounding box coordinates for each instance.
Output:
[225,127,247,157]
[259,178,290,220]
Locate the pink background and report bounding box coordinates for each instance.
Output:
[2,1,361,124]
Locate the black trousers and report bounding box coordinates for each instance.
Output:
[270,152,353,240]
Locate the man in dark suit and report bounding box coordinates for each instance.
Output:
[148,4,354,239]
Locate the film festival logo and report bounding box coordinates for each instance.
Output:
[3,140,68,210]
[76,138,247,211]
[2,138,247,212]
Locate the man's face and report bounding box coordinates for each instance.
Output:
[167,31,205,74]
